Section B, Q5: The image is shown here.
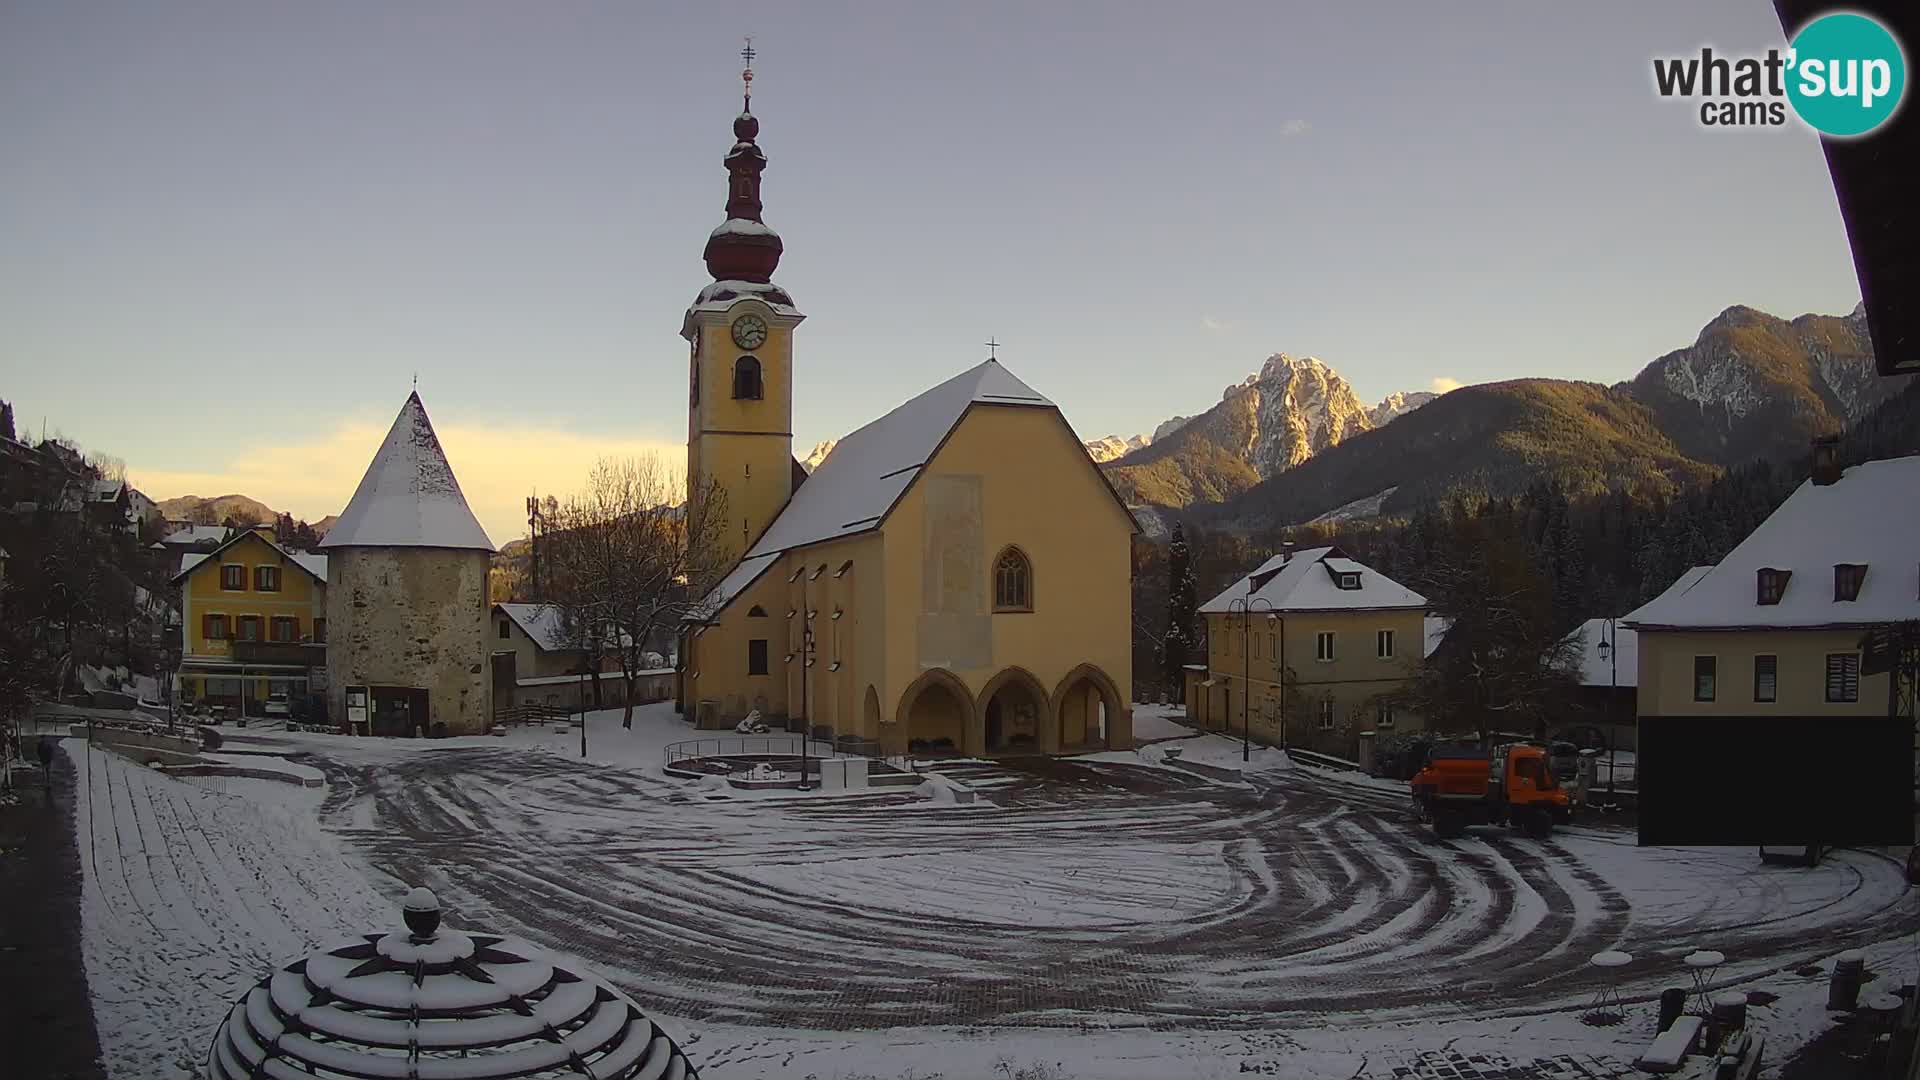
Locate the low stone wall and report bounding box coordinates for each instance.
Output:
[67,725,202,757]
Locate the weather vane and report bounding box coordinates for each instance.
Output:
[741,37,756,109]
[985,337,1001,360]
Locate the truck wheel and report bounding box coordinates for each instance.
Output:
[1523,810,1552,839]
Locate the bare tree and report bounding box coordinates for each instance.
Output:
[540,455,732,729]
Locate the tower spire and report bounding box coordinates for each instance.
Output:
[703,40,783,283]
[741,36,755,112]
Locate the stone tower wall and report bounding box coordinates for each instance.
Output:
[325,547,491,735]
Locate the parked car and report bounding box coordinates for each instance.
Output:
[1547,740,1582,781]
[1553,725,1611,752]
[265,693,291,719]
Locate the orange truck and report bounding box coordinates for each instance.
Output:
[1410,742,1571,839]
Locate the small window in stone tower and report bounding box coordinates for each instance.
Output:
[733,355,762,400]
[993,547,1032,612]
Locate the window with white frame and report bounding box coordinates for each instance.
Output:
[1377,629,1395,659]
[1317,698,1335,730]
[1315,631,1335,662]
[1375,702,1395,728]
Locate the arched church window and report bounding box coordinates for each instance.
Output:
[747,605,768,617]
[993,547,1033,612]
[733,355,763,400]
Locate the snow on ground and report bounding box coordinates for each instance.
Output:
[65,740,391,1078]
[62,706,1920,1079]
[1130,702,1197,742]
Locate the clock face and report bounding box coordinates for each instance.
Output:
[731,314,769,350]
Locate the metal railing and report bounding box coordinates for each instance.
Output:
[493,703,571,728]
[1287,746,1365,773]
[662,735,839,769]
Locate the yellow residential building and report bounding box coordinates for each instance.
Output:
[1190,546,1428,764]
[676,87,1137,756]
[173,526,329,716]
[1624,453,1917,720]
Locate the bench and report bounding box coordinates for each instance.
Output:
[1635,1015,1704,1073]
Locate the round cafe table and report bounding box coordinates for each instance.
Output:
[1684,949,1726,1017]
[1583,950,1633,1023]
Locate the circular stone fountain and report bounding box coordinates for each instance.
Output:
[206,887,699,1079]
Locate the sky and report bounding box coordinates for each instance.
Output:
[0,2,1868,543]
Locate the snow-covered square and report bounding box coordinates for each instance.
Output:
[56,704,1920,1079]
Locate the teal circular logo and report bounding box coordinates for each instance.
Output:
[1787,12,1907,137]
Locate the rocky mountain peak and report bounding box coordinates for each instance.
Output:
[1370,390,1439,427]
[800,439,837,473]
[1085,433,1153,463]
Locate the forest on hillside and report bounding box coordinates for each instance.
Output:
[1131,378,1920,699]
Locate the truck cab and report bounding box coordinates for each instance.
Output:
[1412,741,1572,839]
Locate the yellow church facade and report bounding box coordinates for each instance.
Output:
[676,79,1135,756]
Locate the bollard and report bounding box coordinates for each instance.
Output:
[1707,992,1747,1054]
[1830,951,1866,1012]
[1659,987,1688,1033]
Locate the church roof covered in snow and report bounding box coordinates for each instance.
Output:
[1624,456,1920,630]
[1200,546,1427,614]
[693,358,1134,618]
[319,392,494,552]
[744,359,1052,559]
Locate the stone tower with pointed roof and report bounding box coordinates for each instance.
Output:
[677,67,1139,757]
[321,392,495,736]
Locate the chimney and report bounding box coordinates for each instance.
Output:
[1281,541,1295,563]
[1811,435,1842,486]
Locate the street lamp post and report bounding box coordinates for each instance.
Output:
[800,623,819,790]
[1597,617,1618,800]
[1228,596,1276,763]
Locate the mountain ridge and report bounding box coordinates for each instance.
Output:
[1144,303,1908,532]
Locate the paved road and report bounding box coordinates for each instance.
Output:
[304,744,1920,1035]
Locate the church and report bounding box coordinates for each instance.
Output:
[676,61,1136,756]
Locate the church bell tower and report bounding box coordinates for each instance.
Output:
[682,40,804,560]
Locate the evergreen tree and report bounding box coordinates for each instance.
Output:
[0,399,14,441]
[1163,521,1196,692]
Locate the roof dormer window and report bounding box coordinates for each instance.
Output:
[1834,563,1867,602]
[1337,573,1360,590]
[1756,568,1791,605]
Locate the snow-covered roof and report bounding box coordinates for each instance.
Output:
[495,604,581,652]
[1563,618,1639,688]
[1624,457,1920,629]
[163,524,230,547]
[1200,547,1427,614]
[695,552,779,619]
[1423,616,1451,658]
[319,392,494,552]
[744,360,1054,560]
[709,218,779,240]
[687,278,800,318]
[173,533,328,585]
